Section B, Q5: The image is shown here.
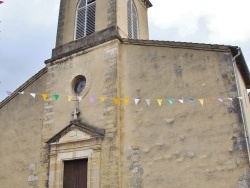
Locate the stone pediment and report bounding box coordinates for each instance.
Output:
[47,120,105,144]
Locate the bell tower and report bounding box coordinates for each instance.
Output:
[43,2,151,185]
[55,0,152,47]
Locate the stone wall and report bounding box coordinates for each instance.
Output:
[43,38,250,187]
[1,38,249,188]
[41,40,121,187]
[0,70,47,188]
[119,43,250,187]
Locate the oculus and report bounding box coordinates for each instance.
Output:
[72,75,86,95]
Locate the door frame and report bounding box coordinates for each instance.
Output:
[48,140,102,188]
[47,123,104,188]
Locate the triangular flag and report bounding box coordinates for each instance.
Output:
[199,99,204,106]
[42,94,48,101]
[134,99,140,105]
[100,97,105,102]
[114,97,119,105]
[168,98,173,105]
[89,96,95,103]
[189,98,195,105]
[53,94,60,101]
[77,96,83,102]
[124,98,129,104]
[178,99,184,103]
[18,91,24,94]
[68,95,73,101]
[157,99,163,106]
[6,91,12,96]
[218,98,223,102]
[0,1,4,4]
[30,93,36,98]
[146,99,150,106]
[228,98,233,101]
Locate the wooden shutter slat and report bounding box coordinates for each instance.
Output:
[127,0,138,39]
[75,0,95,39]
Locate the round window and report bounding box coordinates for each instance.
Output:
[72,75,86,95]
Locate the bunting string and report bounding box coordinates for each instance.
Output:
[0,90,241,107]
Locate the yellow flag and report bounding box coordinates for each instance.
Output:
[100,97,105,102]
[42,94,48,101]
[124,98,129,104]
[114,97,119,105]
[199,99,204,106]
[68,95,73,102]
[157,99,163,106]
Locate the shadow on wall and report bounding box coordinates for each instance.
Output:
[248,89,250,103]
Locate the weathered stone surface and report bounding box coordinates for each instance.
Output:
[1,1,250,188]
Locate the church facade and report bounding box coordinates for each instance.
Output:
[1,0,250,188]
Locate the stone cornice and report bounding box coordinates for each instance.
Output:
[140,0,153,8]
[45,26,122,64]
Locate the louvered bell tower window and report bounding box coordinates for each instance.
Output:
[127,0,139,39]
[75,0,96,40]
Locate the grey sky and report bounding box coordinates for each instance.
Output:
[0,0,249,101]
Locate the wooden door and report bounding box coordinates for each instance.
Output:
[63,159,88,188]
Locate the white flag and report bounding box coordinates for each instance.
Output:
[30,93,36,98]
[146,99,150,106]
[78,96,83,102]
[134,99,140,105]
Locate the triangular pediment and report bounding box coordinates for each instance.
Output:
[47,120,105,144]
[58,128,92,143]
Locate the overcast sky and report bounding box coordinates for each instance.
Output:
[0,0,249,101]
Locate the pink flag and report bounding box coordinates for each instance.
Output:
[218,98,223,102]
[89,96,95,103]
[6,91,12,96]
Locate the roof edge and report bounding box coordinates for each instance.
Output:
[141,0,153,8]
[121,38,232,52]
[229,46,250,88]
[0,67,48,109]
